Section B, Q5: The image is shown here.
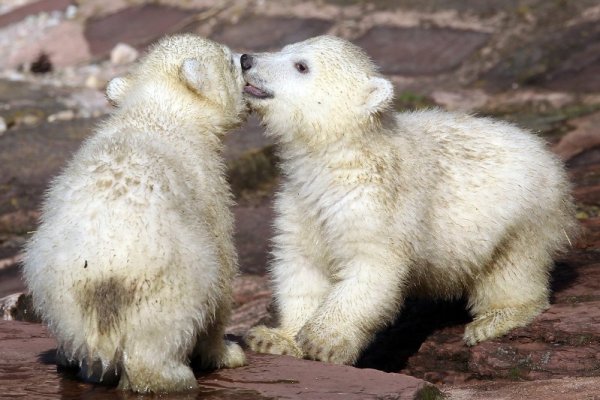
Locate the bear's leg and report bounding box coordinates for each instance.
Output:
[118,323,198,393]
[194,306,246,369]
[244,252,331,358]
[295,255,408,365]
[245,197,331,358]
[464,230,552,346]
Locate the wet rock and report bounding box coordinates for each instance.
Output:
[0,319,441,400]
[209,15,333,52]
[355,26,489,75]
[202,353,441,400]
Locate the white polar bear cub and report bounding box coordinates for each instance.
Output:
[23,35,247,393]
[242,36,578,365]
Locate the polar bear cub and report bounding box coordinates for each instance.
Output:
[23,35,247,393]
[242,36,577,365]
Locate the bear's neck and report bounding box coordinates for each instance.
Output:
[276,115,399,183]
[277,114,395,162]
[114,87,227,152]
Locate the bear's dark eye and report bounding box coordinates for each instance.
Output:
[295,62,309,74]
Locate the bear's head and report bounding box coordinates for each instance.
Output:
[241,35,394,141]
[106,34,247,130]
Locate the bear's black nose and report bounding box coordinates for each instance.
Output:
[240,54,254,71]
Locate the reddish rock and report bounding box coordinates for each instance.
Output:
[8,21,91,68]
[465,301,600,380]
[380,260,600,384]
[202,352,440,400]
[0,118,97,218]
[552,262,600,303]
[539,30,600,93]
[485,20,600,92]
[229,275,273,335]
[0,0,73,29]
[569,148,600,170]
[224,115,271,163]
[233,194,275,276]
[209,16,332,52]
[232,274,271,307]
[553,112,600,161]
[84,4,197,58]
[0,269,25,300]
[224,116,278,197]
[0,320,440,399]
[568,162,600,189]
[573,184,600,205]
[446,376,600,400]
[355,26,489,75]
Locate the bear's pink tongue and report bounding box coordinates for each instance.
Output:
[244,83,269,98]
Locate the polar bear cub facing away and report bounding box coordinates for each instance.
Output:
[23,35,247,393]
[242,36,577,365]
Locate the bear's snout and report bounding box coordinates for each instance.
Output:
[241,54,254,71]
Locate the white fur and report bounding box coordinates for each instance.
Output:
[23,34,247,393]
[243,36,578,365]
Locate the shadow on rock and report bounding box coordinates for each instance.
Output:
[357,297,471,372]
[38,348,57,365]
[550,261,580,301]
[358,260,582,376]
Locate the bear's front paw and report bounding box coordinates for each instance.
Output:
[244,325,303,357]
[295,323,359,365]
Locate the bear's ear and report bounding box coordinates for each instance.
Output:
[106,76,130,107]
[364,76,394,115]
[180,58,212,94]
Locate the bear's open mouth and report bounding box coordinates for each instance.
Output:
[244,83,273,99]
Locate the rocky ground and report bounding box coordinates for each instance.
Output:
[0,0,599,399]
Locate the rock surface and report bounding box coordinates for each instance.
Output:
[0,320,439,400]
[0,0,599,399]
